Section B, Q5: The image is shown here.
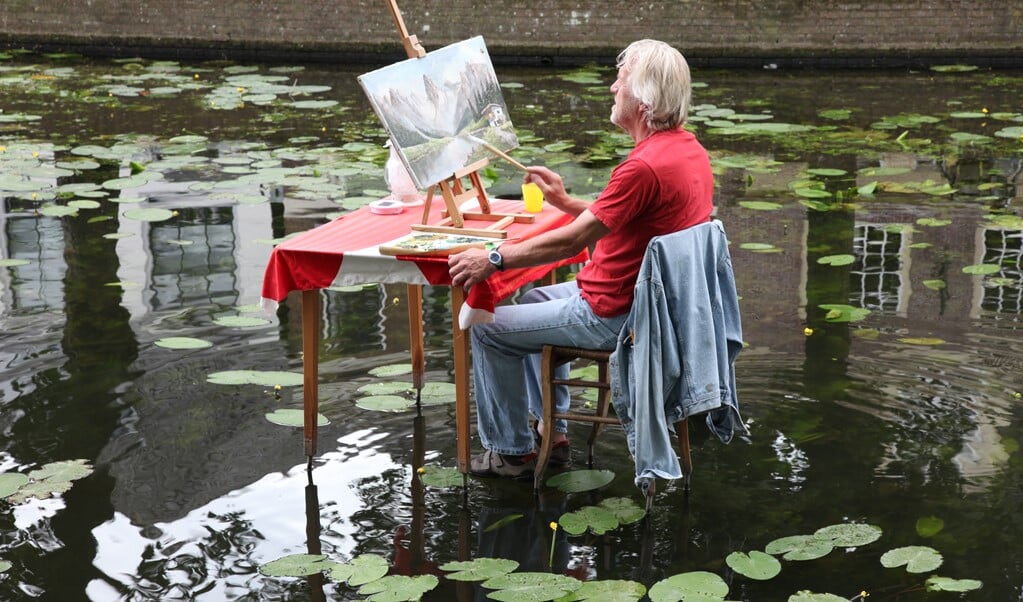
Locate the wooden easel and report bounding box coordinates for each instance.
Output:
[385,0,533,240]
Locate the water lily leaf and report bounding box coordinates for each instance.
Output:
[648,571,729,602]
[419,465,464,488]
[355,395,414,412]
[930,64,978,72]
[482,513,523,533]
[0,560,10,573]
[38,205,79,217]
[481,572,582,602]
[794,187,832,199]
[726,550,781,580]
[599,497,646,525]
[154,336,213,350]
[818,304,870,323]
[814,523,882,547]
[881,545,943,573]
[916,217,951,227]
[764,534,834,561]
[291,100,338,110]
[0,472,30,499]
[122,207,175,222]
[440,557,518,581]
[264,409,329,427]
[566,579,647,601]
[357,382,413,396]
[213,316,270,328]
[560,505,619,535]
[962,264,1001,275]
[922,279,946,290]
[331,553,390,586]
[994,126,1023,139]
[258,553,328,577]
[7,459,93,504]
[788,592,847,602]
[818,109,851,120]
[369,363,413,377]
[909,242,931,249]
[420,381,456,404]
[0,258,30,267]
[806,168,847,177]
[916,516,944,538]
[857,181,878,195]
[207,370,304,387]
[739,200,782,211]
[897,337,945,345]
[740,242,776,252]
[546,469,614,493]
[925,576,982,592]
[817,254,854,266]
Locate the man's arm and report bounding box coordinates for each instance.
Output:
[448,210,609,289]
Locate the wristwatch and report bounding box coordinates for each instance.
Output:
[487,249,505,271]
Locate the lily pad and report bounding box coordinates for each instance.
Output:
[599,497,646,525]
[122,207,175,222]
[355,395,415,413]
[648,571,729,602]
[329,553,390,586]
[545,469,615,493]
[739,200,782,211]
[0,472,30,499]
[814,523,882,547]
[483,514,524,532]
[725,550,781,580]
[788,592,847,602]
[369,363,413,377]
[764,534,833,561]
[565,579,647,601]
[0,560,9,573]
[6,459,93,504]
[264,409,329,427]
[816,254,855,266]
[258,554,328,577]
[419,465,464,488]
[925,576,982,592]
[880,545,943,573]
[0,258,30,267]
[440,558,518,582]
[154,336,213,350]
[481,572,582,602]
[898,337,945,345]
[213,316,271,328]
[962,264,1001,275]
[915,516,944,538]
[916,217,951,227]
[560,505,619,536]
[206,370,304,387]
[357,382,413,396]
[922,279,946,290]
[818,304,870,323]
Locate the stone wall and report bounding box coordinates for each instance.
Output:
[1,0,1021,67]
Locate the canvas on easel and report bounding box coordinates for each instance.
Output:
[358,35,533,238]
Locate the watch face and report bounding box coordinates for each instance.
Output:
[488,249,503,269]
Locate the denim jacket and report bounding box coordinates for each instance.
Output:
[610,220,747,485]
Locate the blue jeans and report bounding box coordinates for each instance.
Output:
[470,281,628,456]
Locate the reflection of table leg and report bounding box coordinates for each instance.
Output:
[302,289,320,458]
[450,287,471,473]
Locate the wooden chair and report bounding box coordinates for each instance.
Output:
[533,344,692,502]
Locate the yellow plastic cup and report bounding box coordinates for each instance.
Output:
[522,182,544,213]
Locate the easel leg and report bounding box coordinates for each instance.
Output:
[302,290,321,458]
[451,287,472,473]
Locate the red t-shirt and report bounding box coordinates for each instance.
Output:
[577,128,714,317]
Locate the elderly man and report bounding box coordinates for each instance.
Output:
[448,39,714,479]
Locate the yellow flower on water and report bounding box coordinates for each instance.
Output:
[1014,392,1022,399]
[803,327,814,336]
[32,151,39,158]
[861,592,869,599]
[274,384,282,391]
[417,466,425,474]
[172,211,179,217]
[549,521,558,531]
[981,107,989,113]
[392,297,400,306]
[237,87,246,93]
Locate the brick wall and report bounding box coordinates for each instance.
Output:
[1,1,1021,66]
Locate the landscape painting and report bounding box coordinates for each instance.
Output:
[358,36,519,189]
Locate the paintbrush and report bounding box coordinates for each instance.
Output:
[466,134,529,172]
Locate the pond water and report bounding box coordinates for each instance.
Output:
[1,50,1022,601]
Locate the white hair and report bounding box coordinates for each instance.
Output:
[616,39,692,130]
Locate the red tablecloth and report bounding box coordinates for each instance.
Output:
[261,199,588,328]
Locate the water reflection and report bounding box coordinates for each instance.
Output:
[0,52,1021,599]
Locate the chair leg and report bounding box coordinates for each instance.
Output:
[585,360,611,467]
[676,418,692,494]
[534,347,557,492]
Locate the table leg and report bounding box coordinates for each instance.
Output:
[450,286,471,473]
[302,289,320,458]
[407,285,425,394]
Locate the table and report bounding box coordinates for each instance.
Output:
[261,198,587,472]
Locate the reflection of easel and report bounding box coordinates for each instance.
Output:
[385,0,532,240]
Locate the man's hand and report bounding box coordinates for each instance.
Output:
[448,247,495,289]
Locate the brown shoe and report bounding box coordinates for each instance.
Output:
[470,449,536,480]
